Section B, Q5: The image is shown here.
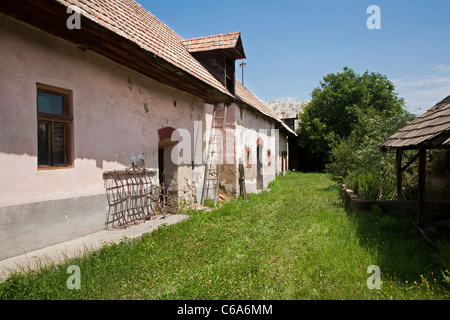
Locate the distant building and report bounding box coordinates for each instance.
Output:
[268,100,310,132]
[268,100,310,171]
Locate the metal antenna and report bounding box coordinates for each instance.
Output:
[239,62,246,85]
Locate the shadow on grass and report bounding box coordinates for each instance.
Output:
[342,195,450,284]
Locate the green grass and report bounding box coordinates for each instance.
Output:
[1,172,449,300]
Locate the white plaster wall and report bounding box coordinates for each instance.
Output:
[233,104,278,194]
[0,15,206,207]
[278,132,289,175]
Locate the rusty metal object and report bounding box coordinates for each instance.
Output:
[103,164,171,228]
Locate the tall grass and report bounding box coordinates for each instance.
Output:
[0,172,448,300]
[345,169,382,201]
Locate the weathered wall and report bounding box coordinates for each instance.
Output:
[278,130,289,175]
[197,102,284,201]
[232,104,278,196]
[0,15,207,259]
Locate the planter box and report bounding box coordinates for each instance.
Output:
[341,184,450,214]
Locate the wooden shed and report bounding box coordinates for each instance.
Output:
[380,95,450,227]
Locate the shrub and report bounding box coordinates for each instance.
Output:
[326,108,416,200]
[345,168,381,201]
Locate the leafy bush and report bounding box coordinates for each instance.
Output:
[345,168,382,201]
[429,150,450,175]
[436,241,450,287]
[326,107,416,200]
[297,67,407,171]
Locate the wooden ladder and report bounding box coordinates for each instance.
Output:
[201,104,227,206]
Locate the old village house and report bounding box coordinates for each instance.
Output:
[0,0,296,260]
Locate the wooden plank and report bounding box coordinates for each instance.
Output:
[401,151,419,172]
[239,163,247,200]
[417,147,427,227]
[214,105,227,206]
[414,224,439,252]
[396,149,404,200]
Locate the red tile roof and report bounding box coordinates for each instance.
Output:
[183,31,246,59]
[2,0,291,128]
[58,0,233,99]
[235,81,297,136]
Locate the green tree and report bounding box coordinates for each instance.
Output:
[326,108,416,200]
[297,67,406,171]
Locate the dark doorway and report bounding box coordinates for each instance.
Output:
[158,147,165,186]
[257,143,263,190]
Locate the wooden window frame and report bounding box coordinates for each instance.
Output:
[37,83,73,170]
[246,147,252,168]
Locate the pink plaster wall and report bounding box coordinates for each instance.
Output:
[0,14,205,207]
[231,103,281,193]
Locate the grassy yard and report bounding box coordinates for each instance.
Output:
[1,172,449,300]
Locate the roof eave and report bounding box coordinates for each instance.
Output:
[0,0,235,103]
[183,31,246,60]
[379,131,450,151]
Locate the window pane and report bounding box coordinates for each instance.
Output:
[53,124,67,165]
[37,91,65,115]
[38,122,50,166]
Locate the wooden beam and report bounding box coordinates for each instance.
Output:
[396,149,404,200]
[239,163,247,200]
[401,151,419,172]
[417,147,426,227]
[414,224,439,252]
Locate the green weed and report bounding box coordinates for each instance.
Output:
[1,173,448,300]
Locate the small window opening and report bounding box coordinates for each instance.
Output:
[37,84,73,169]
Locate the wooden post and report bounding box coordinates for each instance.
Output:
[239,163,247,200]
[396,149,404,200]
[417,147,426,227]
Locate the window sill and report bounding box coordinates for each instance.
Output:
[38,165,73,171]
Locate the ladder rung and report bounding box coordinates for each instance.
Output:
[201,105,227,205]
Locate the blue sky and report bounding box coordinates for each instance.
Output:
[138,0,450,115]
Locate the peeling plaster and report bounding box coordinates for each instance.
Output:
[139,88,149,114]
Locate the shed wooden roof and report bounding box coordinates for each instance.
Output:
[183,31,246,60]
[380,95,450,150]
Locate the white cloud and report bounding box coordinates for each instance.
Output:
[392,74,450,115]
[435,64,450,73]
[274,97,299,102]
